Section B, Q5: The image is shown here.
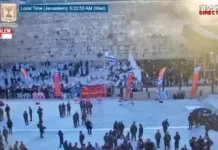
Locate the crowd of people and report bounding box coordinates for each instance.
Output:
[140,59,212,88]
[0,99,215,150]
[0,60,89,99]
[56,108,190,150]
[54,117,214,150]
[0,58,210,100]
[188,108,218,137]
[105,60,142,91]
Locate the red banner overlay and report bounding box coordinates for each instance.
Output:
[81,85,105,98]
[0,28,13,39]
[53,73,61,97]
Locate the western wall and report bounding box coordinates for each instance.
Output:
[0,1,195,62]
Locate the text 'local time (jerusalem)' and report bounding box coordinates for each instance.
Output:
[19,5,108,12]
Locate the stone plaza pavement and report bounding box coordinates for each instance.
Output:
[0,98,217,150]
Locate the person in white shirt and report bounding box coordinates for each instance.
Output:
[117,136,124,146]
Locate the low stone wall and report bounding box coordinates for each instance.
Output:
[113,86,211,100]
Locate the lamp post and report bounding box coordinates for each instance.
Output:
[210,51,215,93]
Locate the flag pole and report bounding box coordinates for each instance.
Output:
[104,56,107,98]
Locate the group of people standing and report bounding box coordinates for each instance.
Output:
[98,119,188,150]
[57,99,94,150]
[58,102,71,118]
[0,100,216,150]
[0,104,29,150]
[23,107,32,125]
[0,105,13,150]
[188,108,218,137]
[189,136,213,150]
[0,105,13,135]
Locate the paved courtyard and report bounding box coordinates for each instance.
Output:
[0,98,217,150]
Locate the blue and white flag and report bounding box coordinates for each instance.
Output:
[128,51,141,82]
[105,51,116,61]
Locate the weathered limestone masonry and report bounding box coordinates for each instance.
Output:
[0,2,189,62]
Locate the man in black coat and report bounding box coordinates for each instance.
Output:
[5,104,10,120]
[164,132,171,150]
[81,110,87,126]
[174,132,180,150]
[197,135,204,150]
[37,122,46,138]
[144,138,156,150]
[75,111,79,126]
[73,111,79,128]
[85,119,93,135]
[67,101,71,115]
[86,101,89,114]
[189,137,196,149]
[2,126,8,144]
[205,122,210,138]
[130,121,137,141]
[37,106,43,123]
[79,131,85,147]
[188,113,194,130]
[88,102,93,115]
[79,100,84,113]
[29,106,32,121]
[82,100,86,113]
[7,119,13,134]
[23,111,29,125]
[62,103,66,117]
[121,121,125,135]
[162,119,169,134]
[113,121,118,131]
[58,130,64,148]
[0,107,3,121]
[63,141,68,150]
[206,138,213,150]
[58,104,62,118]
[72,142,79,150]
[138,124,143,139]
[155,129,161,148]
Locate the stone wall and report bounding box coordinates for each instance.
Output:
[0,1,190,62]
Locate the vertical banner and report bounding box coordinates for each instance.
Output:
[53,73,61,97]
[191,66,201,98]
[128,51,141,82]
[125,73,133,99]
[157,67,166,100]
[21,68,28,79]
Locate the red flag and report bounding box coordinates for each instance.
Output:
[53,73,61,97]
[125,73,133,99]
[157,67,166,86]
[191,66,201,98]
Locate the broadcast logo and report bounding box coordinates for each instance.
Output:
[0,3,17,27]
[199,5,218,15]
